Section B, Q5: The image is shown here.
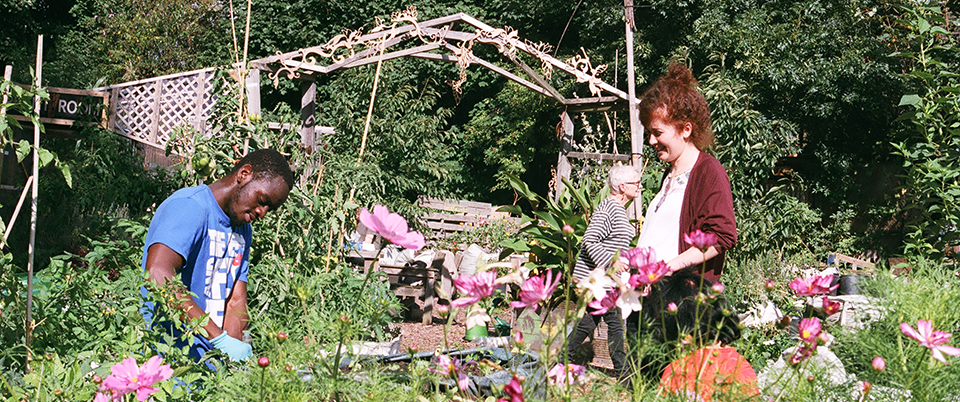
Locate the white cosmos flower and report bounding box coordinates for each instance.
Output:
[579,267,616,302]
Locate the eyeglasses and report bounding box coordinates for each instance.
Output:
[624,181,641,186]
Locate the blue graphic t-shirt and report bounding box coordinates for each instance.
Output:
[140,185,252,359]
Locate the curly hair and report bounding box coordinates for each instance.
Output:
[637,63,714,150]
[230,149,295,191]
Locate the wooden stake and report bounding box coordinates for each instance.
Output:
[26,34,43,371]
[624,1,644,224]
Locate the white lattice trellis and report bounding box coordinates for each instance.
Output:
[94,68,218,150]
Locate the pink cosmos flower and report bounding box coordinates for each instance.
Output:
[798,318,822,344]
[588,288,620,315]
[95,356,173,402]
[788,275,838,296]
[547,363,586,386]
[500,375,524,402]
[451,271,497,307]
[619,246,657,269]
[629,261,671,286]
[683,229,718,251]
[510,270,560,309]
[429,354,476,391]
[712,282,725,294]
[790,345,816,365]
[822,296,841,315]
[358,205,425,250]
[872,356,885,371]
[900,319,960,364]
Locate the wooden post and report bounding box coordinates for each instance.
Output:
[299,78,317,187]
[246,69,261,116]
[150,80,162,146]
[193,71,206,133]
[554,111,574,199]
[26,34,43,371]
[299,79,316,151]
[624,0,644,223]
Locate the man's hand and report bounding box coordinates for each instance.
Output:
[210,332,253,361]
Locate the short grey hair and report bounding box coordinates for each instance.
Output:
[608,165,641,195]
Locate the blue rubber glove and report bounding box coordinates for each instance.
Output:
[209,332,253,362]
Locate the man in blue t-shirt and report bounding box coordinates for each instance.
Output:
[141,149,294,363]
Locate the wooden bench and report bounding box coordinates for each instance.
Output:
[418,197,495,241]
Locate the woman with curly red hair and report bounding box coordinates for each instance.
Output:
[635,62,735,282]
[623,64,746,391]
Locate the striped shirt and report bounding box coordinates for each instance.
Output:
[573,197,635,281]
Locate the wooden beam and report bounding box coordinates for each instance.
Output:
[342,43,442,69]
[409,49,553,99]
[455,13,628,100]
[565,96,627,113]
[91,67,217,91]
[440,42,555,99]
[567,152,630,161]
[254,13,467,66]
[507,53,566,103]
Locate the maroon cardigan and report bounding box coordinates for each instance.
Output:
[663,151,737,282]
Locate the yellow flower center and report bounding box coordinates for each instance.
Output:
[802,330,810,339]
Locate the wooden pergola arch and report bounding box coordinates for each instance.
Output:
[249,8,645,199]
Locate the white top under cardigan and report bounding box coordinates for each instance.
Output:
[637,171,690,262]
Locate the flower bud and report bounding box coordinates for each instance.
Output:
[514,331,524,345]
[872,356,885,372]
[807,375,815,382]
[667,302,678,314]
[277,332,288,343]
[258,356,270,367]
[92,375,102,384]
[712,282,725,294]
[340,315,350,323]
[562,224,574,235]
[765,280,776,291]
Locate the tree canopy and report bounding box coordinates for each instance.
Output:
[5,0,959,259]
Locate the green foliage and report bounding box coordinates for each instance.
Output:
[36,126,177,256]
[499,173,606,274]
[454,81,561,195]
[315,61,459,203]
[889,3,960,260]
[436,218,524,252]
[50,0,232,86]
[833,264,960,401]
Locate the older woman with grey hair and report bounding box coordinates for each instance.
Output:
[565,164,640,383]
